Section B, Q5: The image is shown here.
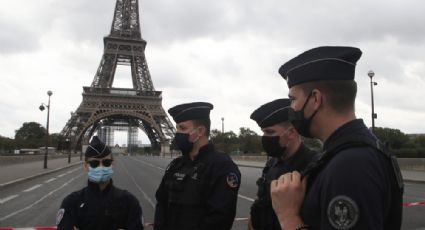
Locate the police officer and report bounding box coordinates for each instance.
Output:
[270,46,403,230]
[248,98,319,230]
[56,136,144,230]
[154,102,241,230]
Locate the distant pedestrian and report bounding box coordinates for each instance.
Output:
[56,136,144,230]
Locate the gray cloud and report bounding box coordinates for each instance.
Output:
[0,20,40,53]
[0,0,424,140]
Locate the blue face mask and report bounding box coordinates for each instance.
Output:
[88,166,113,183]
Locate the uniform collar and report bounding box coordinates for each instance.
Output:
[323,119,369,151]
[87,179,113,193]
[282,143,308,164]
[193,142,215,162]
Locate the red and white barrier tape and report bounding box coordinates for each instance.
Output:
[3,204,425,230]
[0,224,155,230]
[0,228,56,230]
[402,201,425,207]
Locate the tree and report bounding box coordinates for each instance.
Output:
[14,122,46,148]
[414,135,425,148]
[238,127,262,154]
[374,127,409,149]
[210,129,239,153]
[0,135,16,154]
[15,122,46,140]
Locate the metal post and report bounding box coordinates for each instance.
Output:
[67,139,71,164]
[43,91,52,169]
[368,71,377,133]
[221,117,224,134]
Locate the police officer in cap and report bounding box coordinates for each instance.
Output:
[270,46,403,230]
[57,136,144,230]
[154,102,241,230]
[248,98,319,230]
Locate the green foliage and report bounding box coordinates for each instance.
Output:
[14,122,46,149]
[374,127,409,149]
[414,135,425,147]
[210,129,240,154]
[210,128,262,154]
[15,122,46,140]
[238,127,262,154]
[392,148,425,158]
[0,135,16,154]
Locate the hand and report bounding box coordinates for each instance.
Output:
[270,171,307,229]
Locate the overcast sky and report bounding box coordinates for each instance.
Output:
[1,0,424,145]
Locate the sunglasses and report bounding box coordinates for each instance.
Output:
[87,159,113,168]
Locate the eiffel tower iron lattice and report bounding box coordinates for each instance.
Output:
[60,0,175,151]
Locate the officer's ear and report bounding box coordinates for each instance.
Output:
[83,161,90,171]
[311,89,323,110]
[196,125,207,137]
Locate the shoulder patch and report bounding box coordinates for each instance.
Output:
[56,208,65,225]
[327,195,359,229]
[226,172,239,188]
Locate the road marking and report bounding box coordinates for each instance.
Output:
[0,161,82,188]
[235,217,249,221]
[57,173,67,178]
[0,195,19,204]
[118,159,156,208]
[132,157,165,171]
[44,178,56,183]
[0,173,83,221]
[238,194,255,202]
[23,184,42,192]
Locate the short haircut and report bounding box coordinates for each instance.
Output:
[85,153,113,162]
[192,118,211,136]
[298,80,357,112]
[277,121,293,129]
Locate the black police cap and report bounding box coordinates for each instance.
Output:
[250,99,291,128]
[85,136,111,158]
[278,46,362,88]
[168,102,213,123]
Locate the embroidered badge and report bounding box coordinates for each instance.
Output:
[327,195,359,229]
[56,208,65,225]
[226,172,239,188]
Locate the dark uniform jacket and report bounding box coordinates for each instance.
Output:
[301,119,403,230]
[154,143,241,230]
[57,180,144,230]
[250,144,319,230]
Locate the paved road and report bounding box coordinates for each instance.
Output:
[0,156,424,229]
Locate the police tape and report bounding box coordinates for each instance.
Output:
[0,228,57,230]
[3,208,425,230]
[0,224,156,230]
[402,201,425,207]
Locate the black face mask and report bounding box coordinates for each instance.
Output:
[173,132,195,155]
[288,91,318,138]
[261,136,286,158]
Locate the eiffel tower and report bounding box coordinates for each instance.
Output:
[60,0,175,152]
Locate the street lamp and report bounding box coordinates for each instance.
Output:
[66,138,71,164]
[221,117,224,134]
[39,90,52,169]
[368,71,378,133]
